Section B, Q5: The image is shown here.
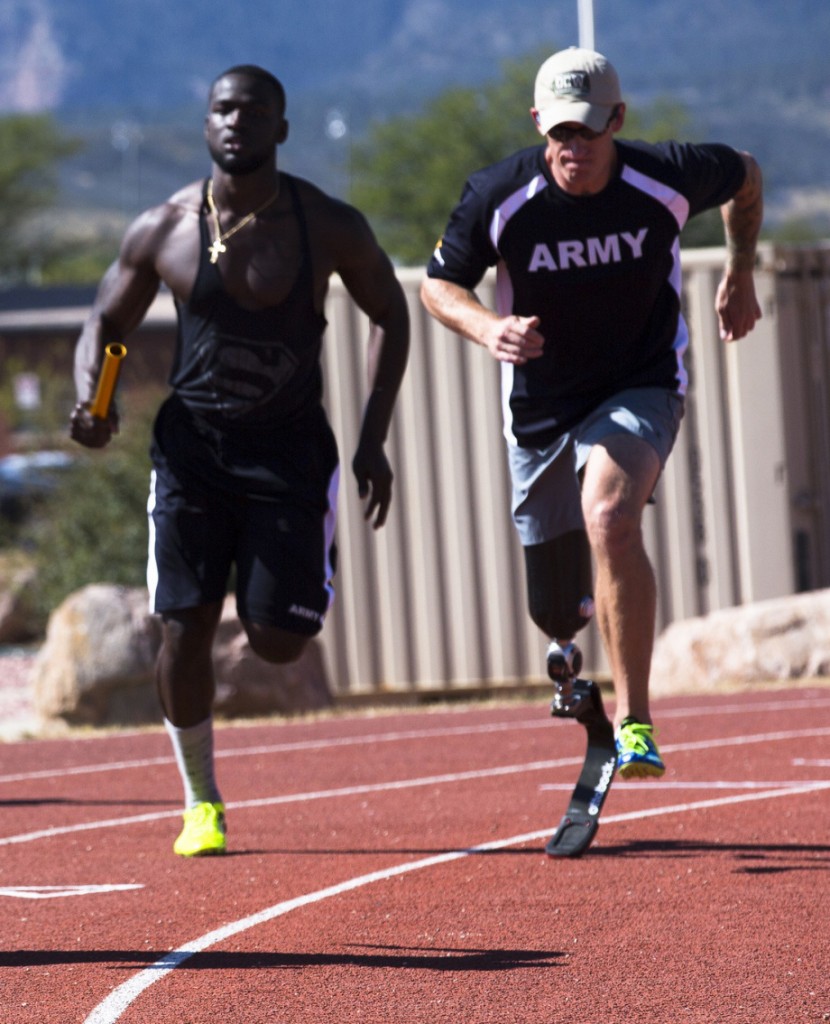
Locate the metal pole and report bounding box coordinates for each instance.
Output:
[578,0,595,50]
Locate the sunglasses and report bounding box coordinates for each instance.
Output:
[548,107,619,144]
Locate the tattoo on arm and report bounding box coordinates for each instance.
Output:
[723,154,763,273]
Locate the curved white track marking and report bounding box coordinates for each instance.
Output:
[83,779,830,1024]
[2,695,830,786]
[3,727,830,847]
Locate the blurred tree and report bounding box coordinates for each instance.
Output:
[39,241,118,286]
[23,391,161,618]
[348,54,752,264]
[764,218,825,244]
[0,114,82,282]
[349,52,546,266]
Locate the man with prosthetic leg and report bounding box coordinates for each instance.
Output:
[421,46,763,855]
[517,434,669,857]
[528,529,618,858]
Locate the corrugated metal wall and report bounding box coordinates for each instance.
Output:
[317,243,830,695]
[771,245,830,591]
[322,271,553,696]
[2,242,828,696]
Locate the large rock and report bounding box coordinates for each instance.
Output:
[210,599,332,718]
[651,588,830,695]
[31,585,161,725]
[0,563,45,643]
[31,584,332,727]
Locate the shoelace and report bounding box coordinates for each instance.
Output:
[186,803,222,825]
[618,722,655,754]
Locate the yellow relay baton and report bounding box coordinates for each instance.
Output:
[89,343,127,419]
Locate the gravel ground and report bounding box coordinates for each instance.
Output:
[0,647,41,741]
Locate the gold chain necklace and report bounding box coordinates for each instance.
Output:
[205,177,280,263]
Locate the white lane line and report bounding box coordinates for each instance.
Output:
[657,695,830,718]
[0,759,579,847]
[2,695,830,786]
[540,780,830,791]
[0,884,143,900]
[83,778,830,1024]
[2,727,829,848]
[0,722,557,785]
[661,727,830,753]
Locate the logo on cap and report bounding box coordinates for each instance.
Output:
[553,71,590,98]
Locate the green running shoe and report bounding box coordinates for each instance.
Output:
[616,719,665,779]
[173,801,227,857]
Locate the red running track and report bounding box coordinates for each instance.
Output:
[1,686,829,1024]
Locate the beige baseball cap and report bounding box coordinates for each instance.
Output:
[534,47,622,134]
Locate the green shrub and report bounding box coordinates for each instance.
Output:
[24,396,159,619]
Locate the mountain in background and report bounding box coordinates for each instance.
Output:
[2,0,829,227]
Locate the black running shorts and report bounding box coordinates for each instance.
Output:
[146,396,339,635]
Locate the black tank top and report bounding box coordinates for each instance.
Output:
[169,174,328,426]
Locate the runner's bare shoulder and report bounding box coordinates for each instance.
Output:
[289,175,378,271]
[120,180,204,265]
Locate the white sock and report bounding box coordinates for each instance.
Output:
[164,716,222,809]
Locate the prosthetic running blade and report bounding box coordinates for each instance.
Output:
[546,678,617,858]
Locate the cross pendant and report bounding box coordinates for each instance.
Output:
[208,239,226,264]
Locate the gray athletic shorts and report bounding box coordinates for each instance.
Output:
[507,387,685,546]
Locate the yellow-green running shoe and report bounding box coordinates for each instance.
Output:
[173,801,227,856]
[615,719,665,779]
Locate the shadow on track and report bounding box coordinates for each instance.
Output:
[0,797,177,809]
[591,838,830,871]
[0,946,564,971]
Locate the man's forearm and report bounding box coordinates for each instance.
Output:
[359,310,410,446]
[722,153,763,273]
[73,324,107,403]
[420,277,496,347]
